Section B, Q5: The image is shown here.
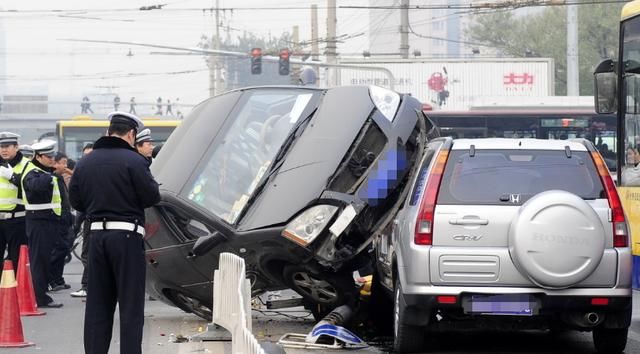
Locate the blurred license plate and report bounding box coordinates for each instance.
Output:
[468,294,535,316]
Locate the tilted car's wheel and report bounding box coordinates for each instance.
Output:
[593,327,628,354]
[393,279,424,353]
[509,190,605,289]
[165,289,212,321]
[282,264,355,320]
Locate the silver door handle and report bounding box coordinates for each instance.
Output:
[449,218,489,225]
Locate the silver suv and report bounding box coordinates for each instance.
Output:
[375,137,632,353]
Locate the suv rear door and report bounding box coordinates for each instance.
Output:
[430,146,616,287]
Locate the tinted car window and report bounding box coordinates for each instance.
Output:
[181,89,318,224]
[438,149,604,205]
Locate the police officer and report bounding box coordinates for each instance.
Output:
[21,140,64,308]
[0,132,30,272]
[134,128,154,162]
[69,111,160,354]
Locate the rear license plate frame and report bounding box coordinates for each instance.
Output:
[462,294,539,316]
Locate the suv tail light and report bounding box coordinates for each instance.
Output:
[590,151,628,247]
[415,149,449,245]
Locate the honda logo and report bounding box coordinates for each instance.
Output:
[510,194,521,203]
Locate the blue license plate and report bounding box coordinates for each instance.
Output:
[469,294,535,316]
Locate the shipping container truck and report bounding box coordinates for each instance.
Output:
[338,58,555,110]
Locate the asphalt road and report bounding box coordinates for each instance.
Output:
[10,258,640,353]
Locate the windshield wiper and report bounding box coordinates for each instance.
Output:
[234,108,318,223]
[270,107,318,170]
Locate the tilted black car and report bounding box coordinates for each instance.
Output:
[143,85,437,319]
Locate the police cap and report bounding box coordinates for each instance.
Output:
[107,111,144,132]
[0,132,20,145]
[31,140,57,157]
[135,128,153,144]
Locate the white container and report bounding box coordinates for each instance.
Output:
[337,58,555,110]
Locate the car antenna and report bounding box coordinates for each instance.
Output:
[564,146,572,158]
[469,144,475,157]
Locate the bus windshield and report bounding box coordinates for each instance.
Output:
[57,120,179,161]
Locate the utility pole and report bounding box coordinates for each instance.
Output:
[292,25,301,84]
[326,0,337,86]
[209,0,223,97]
[400,0,410,59]
[566,3,579,96]
[311,4,319,61]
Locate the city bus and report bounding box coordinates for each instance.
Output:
[424,109,617,171]
[594,1,640,290]
[56,116,181,161]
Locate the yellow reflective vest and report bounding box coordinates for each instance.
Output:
[20,162,62,216]
[0,156,29,211]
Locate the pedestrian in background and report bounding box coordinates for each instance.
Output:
[47,152,74,292]
[21,140,64,308]
[155,97,163,115]
[69,112,160,354]
[166,99,173,116]
[113,95,121,111]
[0,132,30,272]
[129,97,137,114]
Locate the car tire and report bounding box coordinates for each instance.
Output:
[509,190,605,289]
[165,289,213,321]
[593,327,628,354]
[393,279,424,353]
[282,264,355,321]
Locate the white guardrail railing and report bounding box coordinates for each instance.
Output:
[213,252,265,354]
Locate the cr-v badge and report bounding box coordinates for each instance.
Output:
[453,235,483,241]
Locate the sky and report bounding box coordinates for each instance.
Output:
[0,0,375,111]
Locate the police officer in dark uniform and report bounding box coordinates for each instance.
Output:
[69,111,160,354]
[21,139,65,308]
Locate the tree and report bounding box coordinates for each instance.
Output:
[466,4,623,95]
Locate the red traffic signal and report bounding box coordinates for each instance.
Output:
[250,47,262,75]
[279,48,290,76]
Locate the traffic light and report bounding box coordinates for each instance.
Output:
[251,48,262,75]
[278,48,290,76]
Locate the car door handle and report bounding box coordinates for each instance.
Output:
[449,218,489,225]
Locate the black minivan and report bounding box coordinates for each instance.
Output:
[143,85,437,319]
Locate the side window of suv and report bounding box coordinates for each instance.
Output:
[438,149,605,205]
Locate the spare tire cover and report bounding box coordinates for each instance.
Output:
[509,190,605,289]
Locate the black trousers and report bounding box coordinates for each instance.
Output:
[26,218,56,306]
[80,221,90,288]
[48,224,72,286]
[84,229,145,354]
[0,217,26,272]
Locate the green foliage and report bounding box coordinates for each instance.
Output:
[467,4,623,95]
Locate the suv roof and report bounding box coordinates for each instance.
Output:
[451,138,589,151]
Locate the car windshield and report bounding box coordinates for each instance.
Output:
[182,88,318,224]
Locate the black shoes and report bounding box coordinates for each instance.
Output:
[48,283,72,292]
[40,301,64,308]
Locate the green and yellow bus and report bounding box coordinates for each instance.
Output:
[56,116,181,161]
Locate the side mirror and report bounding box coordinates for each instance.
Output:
[593,59,617,114]
[190,231,226,258]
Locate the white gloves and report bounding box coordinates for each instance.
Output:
[0,165,13,180]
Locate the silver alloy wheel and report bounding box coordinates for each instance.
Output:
[291,271,338,303]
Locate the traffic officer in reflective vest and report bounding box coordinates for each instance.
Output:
[69,112,160,354]
[0,132,30,272]
[21,139,64,308]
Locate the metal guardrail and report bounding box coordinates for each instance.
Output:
[212,252,265,354]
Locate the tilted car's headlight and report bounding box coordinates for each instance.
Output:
[369,85,401,123]
[281,205,339,246]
